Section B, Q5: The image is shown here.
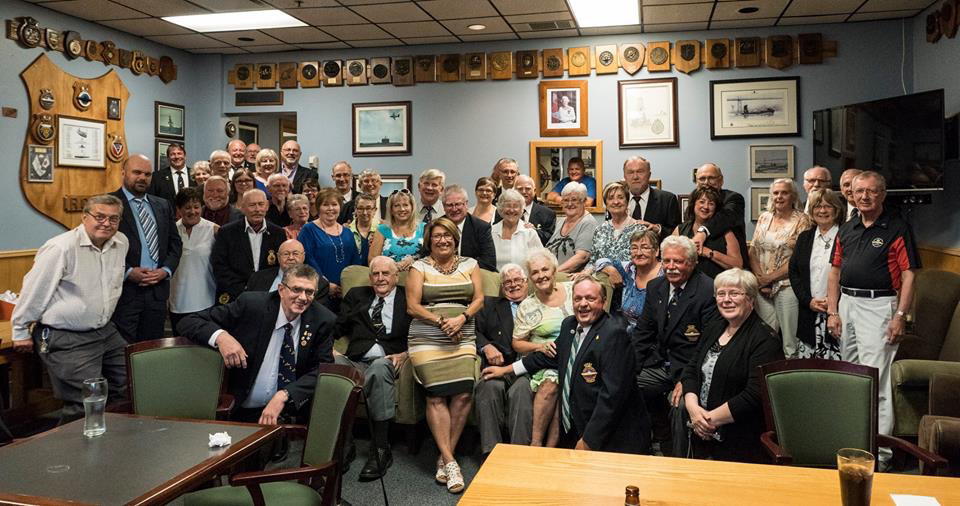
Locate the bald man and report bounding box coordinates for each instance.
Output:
[692,163,747,264]
[802,166,832,212]
[280,140,322,192]
[110,154,182,342]
[227,139,251,176]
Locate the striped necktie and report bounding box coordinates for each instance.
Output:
[371,297,386,337]
[134,198,159,262]
[422,206,434,224]
[277,323,296,390]
[561,325,584,433]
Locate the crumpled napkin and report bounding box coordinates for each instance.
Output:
[0,290,17,303]
[208,432,232,447]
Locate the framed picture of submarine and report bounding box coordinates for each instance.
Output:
[709,77,800,139]
[352,101,412,157]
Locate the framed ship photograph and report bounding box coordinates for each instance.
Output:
[709,77,800,139]
[749,144,795,179]
[155,101,184,139]
[352,101,412,157]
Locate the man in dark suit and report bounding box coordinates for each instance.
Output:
[692,163,748,266]
[211,189,285,304]
[227,139,252,176]
[440,185,497,271]
[147,143,194,205]
[632,235,722,457]
[265,174,291,227]
[280,140,323,193]
[475,263,534,456]
[483,277,650,454]
[110,154,182,343]
[201,176,243,226]
[339,169,388,224]
[334,256,412,480]
[179,264,335,424]
[245,239,331,308]
[623,157,681,243]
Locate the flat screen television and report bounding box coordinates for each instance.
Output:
[812,89,945,192]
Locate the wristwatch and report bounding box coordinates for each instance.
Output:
[827,312,839,318]
[895,310,906,319]
[696,225,709,235]
[708,249,715,259]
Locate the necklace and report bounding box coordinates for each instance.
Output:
[817,231,833,250]
[322,226,345,264]
[434,255,461,275]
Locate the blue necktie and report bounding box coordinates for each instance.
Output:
[561,325,584,432]
[277,323,296,390]
[134,198,159,262]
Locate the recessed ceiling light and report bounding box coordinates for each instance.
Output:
[163,9,307,32]
[568,0,639,28]
[467,24,486,31]
[738,7,760,14]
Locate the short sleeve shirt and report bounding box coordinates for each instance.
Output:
[830,208,920,290]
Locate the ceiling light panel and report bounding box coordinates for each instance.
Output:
[569,0,640,27]
[163,10,308,32]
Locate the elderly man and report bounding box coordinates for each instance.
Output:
[441,184,497,271]
[546,157,597,207]
[340,169,388,224]
[179,264,335,424]
[280,140,322,192]
[227,139,250,176]
[491,157,520,204]
[211,189,286,304]
[110,154,182,343]
[827,171,919,467]
[265,173,292,227]
[148,143,194,204]
[474,263,534,456]
[691,163,748,265]
[840,168,863,220]
[417,168,446,223]
[209,150,233,179]
[335,256,412,480]
[632,235,721,456]
[623,156,681,242]
[332,161,354,203]
[506,174,555,245]
[245,239,330,307]
[802,166,833,211]
[483,277,650,454]
[11,195,129,423]
[201,175,243,226]
[245,142,261,167]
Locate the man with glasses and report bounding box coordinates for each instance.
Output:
[440,184,497,271]
[631,235,721,457]
[280,140,322,193]
[340,169,388,224]
[802,166,833,212]
[691,163,747,268]
[11,194,130,423]
[245,239,329,307]
[180,264,335,424]
[208,150,233,179]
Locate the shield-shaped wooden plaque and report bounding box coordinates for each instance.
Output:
[765,35,793,70]
[672,40,700,74]
[619,43,644,75]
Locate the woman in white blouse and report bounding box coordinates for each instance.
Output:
[491,189,542,272]
[168,187,218,334]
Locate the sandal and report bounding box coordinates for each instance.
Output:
[435,456,448,484]
[445,461,464,494]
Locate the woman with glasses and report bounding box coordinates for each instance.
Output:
[300,178,321,221]
[594,228,663,333]
[347,192,378,266]
[284,194,310,240]
[368,189,424,271]
[168,188,217,334]
[544,181,597,273]
[681,268,784,463]
[470,177,497,223]
[229,169,257,208]
[674,186,742,279]
[298,188,362,303]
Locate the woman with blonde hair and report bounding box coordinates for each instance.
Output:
[368,189,425,271]
[253,148,279,197]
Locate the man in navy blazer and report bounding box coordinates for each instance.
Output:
[623,157,681,243]
[147,143,194,205]
[179,264,335,424]
[441,185,497,271]
[110,154,182,343]
[483,277,650,454]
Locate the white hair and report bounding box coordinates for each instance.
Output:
[561,181,588,199]
[501,263,527,279]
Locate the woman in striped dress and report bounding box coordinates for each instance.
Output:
[406,217,484,494]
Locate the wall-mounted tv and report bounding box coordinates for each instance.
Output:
[813,90,945,193]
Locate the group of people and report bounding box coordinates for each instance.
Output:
[10,140,919,494]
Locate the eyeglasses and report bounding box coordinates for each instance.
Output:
[85,212,120,225]
[281,282,316,298]
[503,278,526,287]
[715,290,747,300]
[278,251,304,259]
[630,244,656,252]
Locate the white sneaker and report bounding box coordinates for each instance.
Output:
[445,461,464,494]
[435,456,447,484]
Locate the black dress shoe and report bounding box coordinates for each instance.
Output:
[341,443,357,474]
[358,447,393,481]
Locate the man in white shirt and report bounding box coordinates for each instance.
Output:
[11,195,130,423]
[840,168,863,220]
[417,168,445,223]
[332,161,354,203]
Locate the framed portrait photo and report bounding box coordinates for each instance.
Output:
[750,187,770,221]
[155,101,184,139]
[709,77,800,139]
[352,101,412,156]
[27,144,54,183]
[749,144,795,179]
[539,80,588,137]
[57,115,105,168]
[529,139,604,214]
[618,77,678,148]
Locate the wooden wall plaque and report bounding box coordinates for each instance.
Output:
[489,51,512,80]
[941,0,958,38]
[645,41,671,72]
[300,61,320,88]
[414,55,437,82]
[345,59,368,85]
[567,47,591,76]
[392,57,413,86]
[765,35,793,69]
[797,34,822,64]
[705,39,730,69]
[256,63,276,88]
[672,40,700,74]
[235,63,254,89]
[542,48,564,78]
[516,50,539,78]
[322,60,343,86]
[735,37,761,67]
[465,53,486,80]
[439,54,462,82]
[278,62,298,88]
[369,57,391,84]
[619,43,644,75]
[595,44,618,74]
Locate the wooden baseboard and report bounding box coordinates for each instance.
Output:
[0,250,37,294]
[918,245,960,274]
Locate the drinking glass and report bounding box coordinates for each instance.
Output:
[837,448,874,506]
[82,377,108,438]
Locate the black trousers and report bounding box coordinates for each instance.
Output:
[112,282,168,343]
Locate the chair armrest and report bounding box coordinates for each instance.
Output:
[930,374,960,418]
[280,423,309,440]
[229,463,335,487]
[892,360,960,387]
[760,431,793,465]
[877,434,948,475]
[215,394,235,420]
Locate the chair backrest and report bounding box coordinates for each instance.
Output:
[126,337,225,419]
[909,269,960,360]
[302,364,364,468]
[760,359,879,468]
[939,303,960,362]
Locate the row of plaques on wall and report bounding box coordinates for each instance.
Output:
[926,0,960,43]
[227,33,836,89]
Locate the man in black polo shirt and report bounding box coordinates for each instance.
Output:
[826,170,919,466]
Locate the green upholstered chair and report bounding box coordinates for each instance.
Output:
[891,269,960,438]
[125,337,233,419]
[759,359,946,475]
[918,373,960,476]
[182,364,365,506]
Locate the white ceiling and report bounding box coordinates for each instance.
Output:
[26,0,937,54]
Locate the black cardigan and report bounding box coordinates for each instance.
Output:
[680,310,784,463]
[788,227,836,347]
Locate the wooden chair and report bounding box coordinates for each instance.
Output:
[759,358,946,475]
[182,364,365,506]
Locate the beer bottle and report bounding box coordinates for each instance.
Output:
[625,485,640,505]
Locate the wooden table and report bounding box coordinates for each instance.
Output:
[461,444,960,505]
[0,413,281,505]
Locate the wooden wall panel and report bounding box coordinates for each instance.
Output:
[0,250,37,294]
[918,246,960,274]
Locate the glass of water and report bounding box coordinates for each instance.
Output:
[82,377,108,438]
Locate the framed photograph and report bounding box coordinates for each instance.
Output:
[709,77,800,139]
[539,80,589,137]
[829,108,843,157]
[529,139,604,214]
[27,144,54,182]
[57,115,105,168]
[155,101,184,139]
[618,77,679,148]
[238,121,259,145]
[107,97,121,121]
[750,187,770,221]
[749,144,795,179]
[352,101,412,156]
[155,138,183,172]
[677,194,691,217]
[353,173,413,197]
